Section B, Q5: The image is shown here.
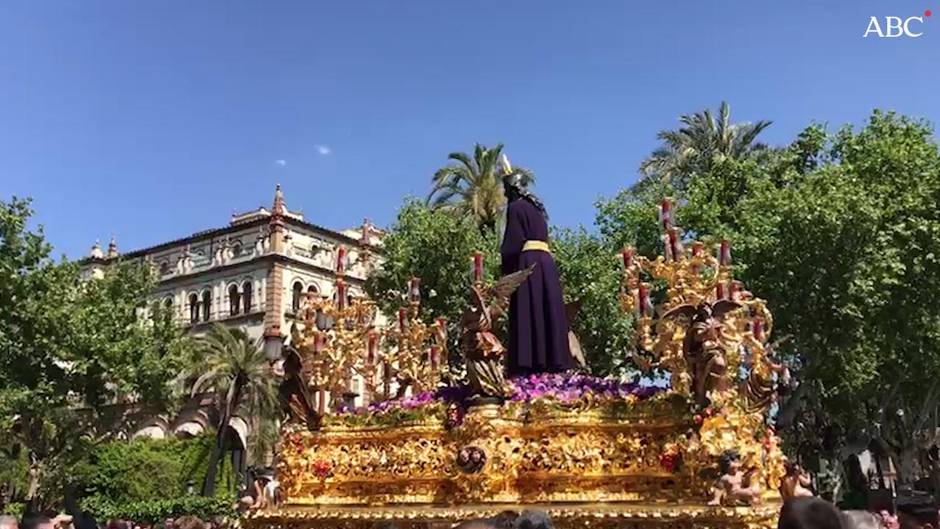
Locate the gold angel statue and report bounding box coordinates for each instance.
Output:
[660,299,742,406]
[460,265,534,399]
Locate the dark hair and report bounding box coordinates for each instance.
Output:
[21,516,52,529]
[785,461,802,475]
[778,497,845,529]
[513,511,554,529]
[718,450,740,475]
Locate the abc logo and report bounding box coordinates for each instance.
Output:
[864,12,931,38]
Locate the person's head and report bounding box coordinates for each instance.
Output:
[513,511,554,529]
[778,497,844,529]
[21,516,54,529]
[719,450,741,475]
[0,515,18,529]
[171,517,204,529]
[162,519,174,529]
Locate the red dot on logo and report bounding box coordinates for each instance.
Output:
[926,9,933,17]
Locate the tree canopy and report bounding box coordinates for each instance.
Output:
[0,197,194,511]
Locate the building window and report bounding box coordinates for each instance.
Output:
[307,284,319,295]
[292,281,303,313]
[202,290,212,322]
[243,281,253,313]
[189,293,199,324]
[228,284,241,316]
[159,261,170,276]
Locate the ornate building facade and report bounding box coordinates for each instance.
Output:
[81,184,383,446]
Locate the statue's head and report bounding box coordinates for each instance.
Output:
[718,449,741,475]
[502,172,526,202]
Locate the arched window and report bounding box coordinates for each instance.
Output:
[242,281,253,313]
[307,284,319,295]
[189,293,199,323]
[202,290,212,322]
[291,281,303,313]
[164,296,173,310]
[228,284,241,316]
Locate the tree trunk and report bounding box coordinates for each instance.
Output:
[202,414,229,497]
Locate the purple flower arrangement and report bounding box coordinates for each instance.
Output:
[332,373,664,427]
[509,372,663,404]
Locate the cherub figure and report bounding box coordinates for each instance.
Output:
[460,266,534,399]
[661,300,742,406]
[708,450,762,506]
[779,461,814,500]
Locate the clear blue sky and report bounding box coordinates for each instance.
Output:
[1,1,938,259]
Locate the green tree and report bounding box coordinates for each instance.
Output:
[365,199,500,353]
[0,197,194,512]
[427,143,534,234]
[603,111,940,487]
[190,324,277,497]
[551,228,635,375]
[639,101,772,192]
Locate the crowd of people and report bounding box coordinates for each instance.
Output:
[0,514,236,529]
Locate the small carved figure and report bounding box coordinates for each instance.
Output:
[708,450,762,506]
[662,300,742,406]
[277,348,320,430]
[460,266,534,398]
[779,461,814,500]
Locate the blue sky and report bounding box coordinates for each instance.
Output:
[1,1,938,259]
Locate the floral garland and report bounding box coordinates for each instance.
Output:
[323,373,668,428]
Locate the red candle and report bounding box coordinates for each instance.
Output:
[661,199,672,230]
[669,228,682,260]
[367,331,378,364]
[398,307,408,333]
[638,282,651,317]
[719,240,731,267]
[716,282,726,300]
[336,245,347,274]
[335,280,346,309]
[409,277,421,303]
[753,319,764,342]
[436,317,448,342]
[692,241,703,258]
[622,247,634,270]
[472,252,484,283]
[429,345,440,369]
[314,332,326,353]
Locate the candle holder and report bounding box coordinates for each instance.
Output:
[620,201,781,412]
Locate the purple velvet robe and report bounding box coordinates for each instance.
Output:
[500,198,573,375]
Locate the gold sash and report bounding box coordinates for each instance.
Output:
[522,240,551,253]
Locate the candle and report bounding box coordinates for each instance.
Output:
[409,277,421,303]
[472,252,484,283]
[398,307,408,333]
[336,245,347,274]
[429,345,440,369]
[335,280,346,309]
[436,317,448,343]
[719,240,731,267]
[314,332,326,353]
[367,331,378,364]
[753,319,764,342]
[661,199,672,231]
[668,228,683,261]
[691,241,703,258]
[716,282,726,300]
[622,247,634,270]
[638,283,651,317]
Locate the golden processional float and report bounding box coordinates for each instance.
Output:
[250,199,790,529]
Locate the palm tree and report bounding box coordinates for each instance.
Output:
[639,102,772,191]
[427,143,534,234]
[191,324,278,496]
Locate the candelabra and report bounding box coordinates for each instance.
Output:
[619,198,777,409]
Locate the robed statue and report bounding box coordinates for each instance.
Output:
[499,157,574,375]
